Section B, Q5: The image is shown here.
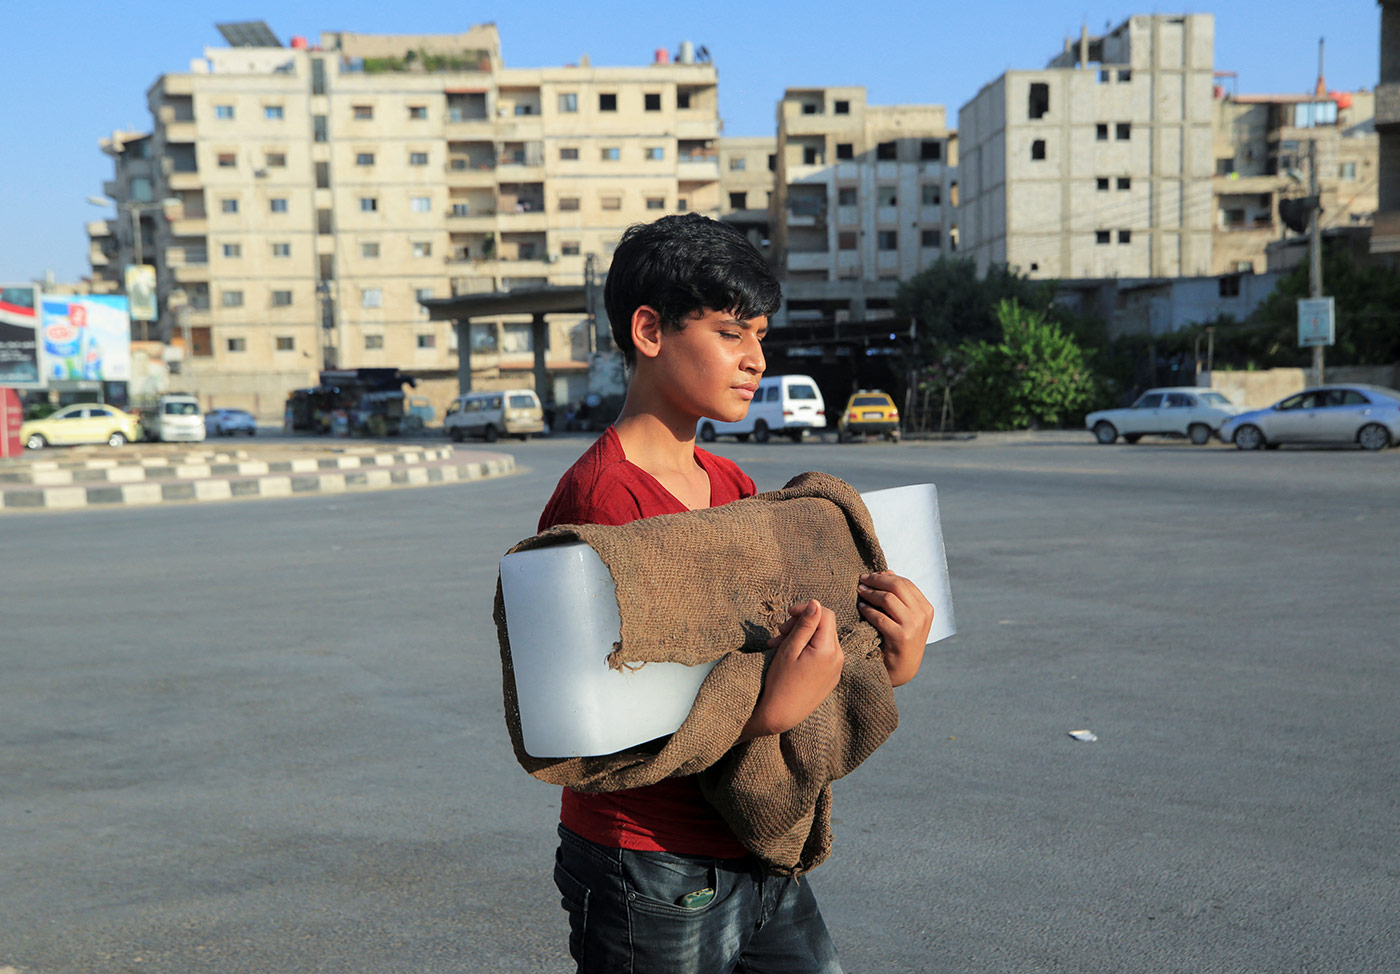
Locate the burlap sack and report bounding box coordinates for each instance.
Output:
[495,471,899,874]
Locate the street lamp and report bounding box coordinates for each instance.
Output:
[86,195,180,340]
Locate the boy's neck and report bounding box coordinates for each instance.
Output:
[613,385,701,475]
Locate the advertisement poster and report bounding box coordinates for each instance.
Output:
[0,284,43,389]
[42,295,132,382]
[125,264,157,322]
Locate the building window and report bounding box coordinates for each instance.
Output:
[364,334,384,350]
[1118,70,1133,82]
[729,192,748,209]
[1217,157,1236,176]
[276,336,294,350]
[222,290,244,307]
[1028,82,1049,119]
[221,198,239,214]
[313,115,327,143]
[561,240,580,256]
[878,186,897,206]
[271,290,293,307]
[513,103,535,116]
[361,288,382,308]
[411,196,431,213]
[921,184,942,206]
[356,152,375,166]
[1219,276,1241,297]
[1031,139,1046,161]
[834,100,850,114]
[1095,230,1111,244]
[1339,161,1357,180]
[920,140,942,161]
[803,147,822,165]
[836,143,854,160]
[801,102,819,115]
[360,197,378,212]
[1223,208,1245,227]
[729,157,747,171]
[215,104,234,119]
[1118,230,1132,244]
[1116,123,1131,140]
[1099,69,1111,83]
[677,198,688,211]
[412,241,432,257]
[560,147,579,161]
[601,195,622,211]
[450,202,469,217]
[415,288,433,314]
[558,92,577,113]
[646,146,665,160]
[1096,177,1110,191]
[410,151,428,166]
[921,229,942,248]
[417,334,436,349]
[272,242,290,257]
[264,105,284,120]
[266,152,286,168]
[645,92,662,111]
[269,198,288,213]
[1096,123,1109,141]
[646,197,666,210]
[353,105,373,120]
[361,242,380,258]
[222,243,241,258]
[838,186,858,206]
[838,231,857,250]
[599,93,617,112]
[877,230,898,251]
[1117,177,1131,190]
[876,141,897,161]
[677,90,691,110]
[217,153,236,168]
[768,154,777,172]
[558,196,580,211]
[408,105,427,120]
[226,337,246,351]
[601,147,620,161]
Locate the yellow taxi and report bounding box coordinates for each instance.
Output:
[21,403,143,450]
[838,390,901,442]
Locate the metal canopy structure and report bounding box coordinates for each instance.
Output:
[216,21,282,48]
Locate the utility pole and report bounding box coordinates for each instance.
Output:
[1308,138,1324,385]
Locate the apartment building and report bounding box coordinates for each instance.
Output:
[1373,0,1400,256]
[959,14,1216,280]
[718,135,776,261]
[90,23,721,414]
[770,87,957,285]
[1213,87,1377,275]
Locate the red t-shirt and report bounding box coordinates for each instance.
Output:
[537,426,754,858]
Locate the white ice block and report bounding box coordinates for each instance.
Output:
[500,484,955,758]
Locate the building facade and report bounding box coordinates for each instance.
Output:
[959,14,1216,280]
[90,24,721,416]
[1373,0,1400,256]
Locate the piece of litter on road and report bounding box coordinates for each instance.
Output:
[1068,729,1098,742]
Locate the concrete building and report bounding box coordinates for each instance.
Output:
[89,23,721,416]
[770,86,957,293]
[1372,0,1400,257]
[1212,86,1377,275]
[959,14,1216,281]
[717,135,776,261]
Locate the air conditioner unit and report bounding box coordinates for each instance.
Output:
[546,253,560,263]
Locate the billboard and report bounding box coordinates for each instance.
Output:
[0,284,43,389]
[41,295,132,382]
[125,264,157,321]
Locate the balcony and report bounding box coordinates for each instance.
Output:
[445,117,494,139]
[170,216,207,236]
[676,117,720,140]
[787,250,834,273]
[173,263,208,283]
[445,210,497,231]
[496,208,548,232]
[162,121,197,144]
[1212,173,1281,194]
[446,163,497,186]
[168,171,202,191]
[677,156,720,181]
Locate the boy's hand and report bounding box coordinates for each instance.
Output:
[857,571,934,686]
[741,600,844,740]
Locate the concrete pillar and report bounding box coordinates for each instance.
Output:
[455,320,473,395]
[531,312,549,400]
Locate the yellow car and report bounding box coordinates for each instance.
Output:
[838,390,901,442]
[21,403,143,450]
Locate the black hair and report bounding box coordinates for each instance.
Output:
[603,213,782,367]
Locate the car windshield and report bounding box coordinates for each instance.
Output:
[1199,392,1231,405]
[853,396,889,407]
[508,394,536,409]
[787,385,819,400]
[164,402,200,415]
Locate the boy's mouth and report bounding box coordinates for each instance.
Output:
[733,384,758,401]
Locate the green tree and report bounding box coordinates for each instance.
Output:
[953,300,1102,430]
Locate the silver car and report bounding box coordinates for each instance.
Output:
[1219,385,1400,451]
[1086,387,1243,445]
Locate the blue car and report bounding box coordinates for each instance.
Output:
[1218,384,1400,451]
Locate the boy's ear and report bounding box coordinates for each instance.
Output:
[631,305,664,361]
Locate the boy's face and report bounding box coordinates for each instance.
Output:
[650,307,767,424]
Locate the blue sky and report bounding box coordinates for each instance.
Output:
[0,0,1383,283]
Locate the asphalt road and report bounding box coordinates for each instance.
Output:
[3,433,1397,973]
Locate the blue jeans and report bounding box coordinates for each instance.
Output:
[553,825,843,974]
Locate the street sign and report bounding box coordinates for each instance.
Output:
[1297,297,1334,348]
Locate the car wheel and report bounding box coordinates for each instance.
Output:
[1093,421,1118,444]
[1357,423,1391,451]
[483,425,498,442]
[449,426,465,443]
[247,428,256,436]
[788,430,804,443]
[108,431,127,447]
[1188,423,1211,446]
[753,420,770,443]
[699,422,716,443]
[26,433,47,450]
[1233,424,1265,451]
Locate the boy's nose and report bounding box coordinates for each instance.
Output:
[744,337,765,374]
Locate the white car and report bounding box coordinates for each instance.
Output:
[206,408,257,436]
[1087,387,1243,445]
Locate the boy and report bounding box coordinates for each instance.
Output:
[539,214,934,973]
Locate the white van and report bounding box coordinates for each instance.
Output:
[443,388,545,442]
[698,374,826,443]
[143,394,206,443]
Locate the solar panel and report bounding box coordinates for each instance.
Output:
[216,21,282,48]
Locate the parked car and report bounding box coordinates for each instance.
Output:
[1219,384,1400,451]
[698,374,826,443]
[443,388,545,442]
[20,403,142,450]
[1086,387,1243,445]
[205,408,257,436]
[838,390,901,442]
[142,394,206,443]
